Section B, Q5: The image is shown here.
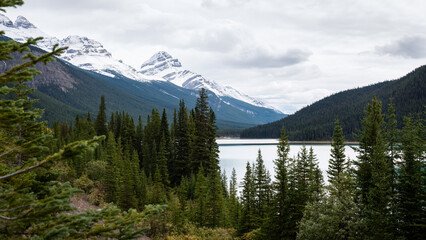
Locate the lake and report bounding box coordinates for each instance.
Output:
[218,139,358,187]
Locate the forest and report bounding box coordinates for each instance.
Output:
[240,65,426,140]
[1,1,425,239]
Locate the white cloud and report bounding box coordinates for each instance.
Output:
[229,47,311,68]
[4,0,426,114]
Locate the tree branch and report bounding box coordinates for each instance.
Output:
[0,136,104,181]
[0,204,31,212]
[0,214,20,220]
[0,149,63,180]
[0,209,31,221]
[0,45,67,81]
[0,147,17,158]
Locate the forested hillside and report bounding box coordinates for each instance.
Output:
[241,66,426,140]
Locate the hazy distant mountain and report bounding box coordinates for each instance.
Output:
[241,65,426,140]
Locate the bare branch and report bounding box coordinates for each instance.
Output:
[0,204,31,212]
[0,147,17,158]
[0,149,63,180]
[0,214,20,220]
[0,209,31,221]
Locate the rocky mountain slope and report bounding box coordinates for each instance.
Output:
[0,14,283,117]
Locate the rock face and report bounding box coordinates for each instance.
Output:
[0,14,148,82]
[0,14,284,116]
[140,51,281,112]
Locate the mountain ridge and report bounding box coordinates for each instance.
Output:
[1,33,284,130]
[240,65,426,140]
[0,13,282,115]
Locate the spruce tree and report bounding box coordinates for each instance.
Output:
[171,100,191,184]
[307,146,323,202]
[135,116,143,160]
[207,169,226,227]
[266,127,291,239]
[229,168,239,227]
[0,2,161,238]
[253,149,271,225]
[385,99,398,193]
[396,116,425,239]
[104,131,120,203]
[238,162,257,234]
[328,120,347,185]
[157,134,170,188]
[297,171,361,240]
[118,149,138,210]
[94,95,108,137]
[194,165,208,226]
[354,97,392,239]
[191,89,219,174]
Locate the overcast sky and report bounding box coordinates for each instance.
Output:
[6,0,426,113]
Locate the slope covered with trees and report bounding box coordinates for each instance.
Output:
[241,66,426,140]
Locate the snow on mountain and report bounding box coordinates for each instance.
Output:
[0,14,282,114]
[139,51,282,112]
[0,14,150,81]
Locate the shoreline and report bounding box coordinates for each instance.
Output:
[217,137,359,145]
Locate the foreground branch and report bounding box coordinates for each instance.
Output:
[0,147,18,158]
[0,150,63,180]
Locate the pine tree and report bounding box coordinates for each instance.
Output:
[207,169,226,227]
[135,116,143,161]
[253,149,271,225]
[297,171,361,240]
[194,165,208,226]
[229,168,239,227]
[119,149,138,210]
[160,108,170,155]
[104,131,120,203]
[354,97,392,239]
[307,146,323,202]
[238,162,257,234]
[264,127,291,239]
[396,116,425,239]
[208,108,220,170]
[328,120,347,185]
[157,134,170,188]
[191,89,219,174]
[130,150,144,210]
[171,100,191,184]
[94,95,108,137]
[384,99,400,236]
[151,166,166,204]
[0,2,160,238]
[385,99,398,193]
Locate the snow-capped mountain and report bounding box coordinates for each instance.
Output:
[0,14,149,81]
[0,14,283,114]
[139,51,280,112]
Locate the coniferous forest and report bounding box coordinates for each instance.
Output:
[1,1,425,239]
[240,66,426,140]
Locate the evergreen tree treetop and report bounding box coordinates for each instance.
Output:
[328,120,347,185]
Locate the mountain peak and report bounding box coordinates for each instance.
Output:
[0,14,14,27]
[139,51,182,76]
[153,51,173,60]
[14,15,35,29]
